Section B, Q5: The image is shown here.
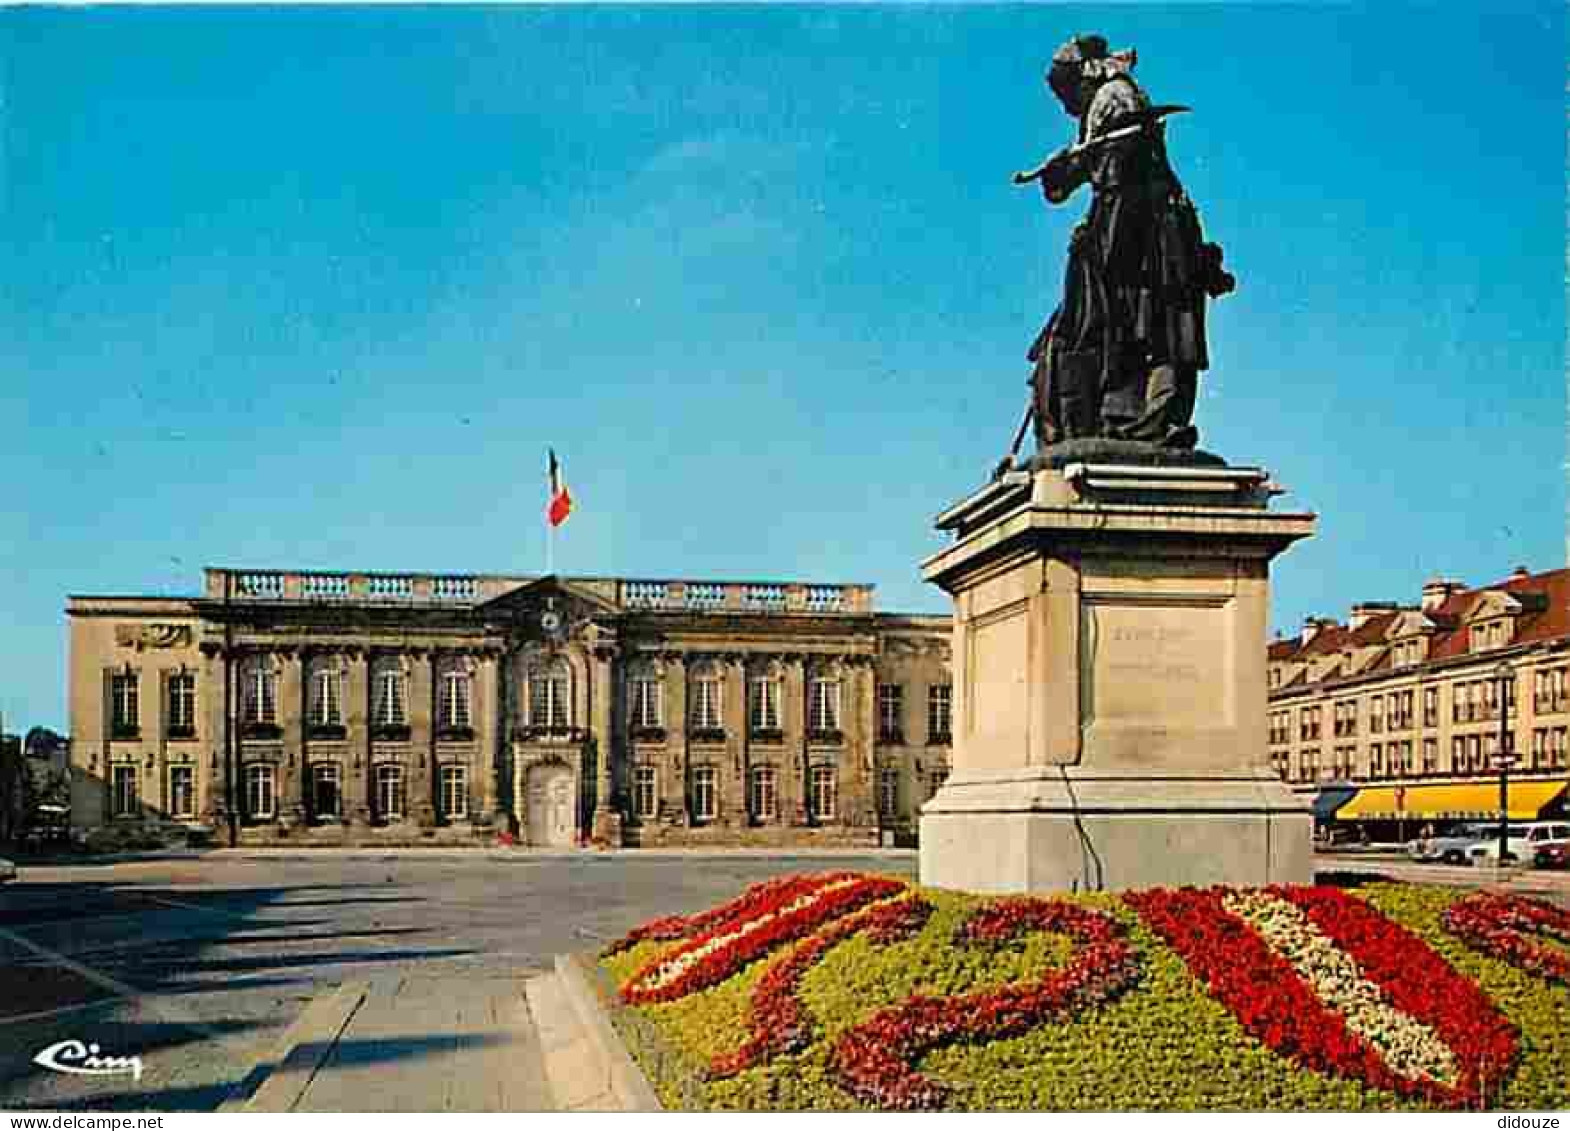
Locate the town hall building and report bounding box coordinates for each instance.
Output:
[66,567,952,848]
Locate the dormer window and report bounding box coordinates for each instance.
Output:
[1471,617,1512,654]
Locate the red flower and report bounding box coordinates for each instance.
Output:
[602,873,809,957]
[830,898,1140,1110]
[619,872,909,1005]
[1442,891,1570,986]
[1125,886,1518,1109]
[710,895,932,1078]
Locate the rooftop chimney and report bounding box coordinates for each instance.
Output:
[1301,616,1334,646]
[1420,578,1467,612]
[1348,601,1398,631]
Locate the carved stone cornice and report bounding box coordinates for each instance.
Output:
[881,635,951,661]
[115,623,193,651]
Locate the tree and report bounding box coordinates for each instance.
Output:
[0,734,22,845]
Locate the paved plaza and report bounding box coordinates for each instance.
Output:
[0,850,1564,1112]
[0,850,915,1111]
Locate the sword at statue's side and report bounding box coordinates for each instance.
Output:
[1012,104,1190,186]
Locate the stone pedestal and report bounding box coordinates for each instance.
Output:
[919,461,1316,894]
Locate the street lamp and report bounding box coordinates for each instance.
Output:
[1493,660,1517,865]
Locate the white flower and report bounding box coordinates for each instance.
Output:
[639,877,865,993]
[1223,891,1459,1087]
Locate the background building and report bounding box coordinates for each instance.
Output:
[67,568,952,848]
[1267,566,1570,833]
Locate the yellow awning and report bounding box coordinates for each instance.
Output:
[1338,781,1566,820]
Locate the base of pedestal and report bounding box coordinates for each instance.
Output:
[919,768,1312,894]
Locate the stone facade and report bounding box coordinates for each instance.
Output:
[1267,566,1570,816]
[66,569,951,848]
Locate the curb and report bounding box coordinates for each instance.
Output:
[218,981,368,1112]
[1315,858,1565,895]
[527,955,662,1111]
[555,953,662,1112]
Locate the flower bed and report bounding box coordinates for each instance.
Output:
[1126,885,1517,1107]
[1442,891,1570,986]
[618,872,906,1005]
[599,872,1570,1111]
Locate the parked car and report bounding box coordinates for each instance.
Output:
[0,857,16,884]
[1466,822,1570,866]
[1408,823,1492,864]
[1534,841,1570,870]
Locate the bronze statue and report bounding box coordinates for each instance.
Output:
[1012,35,1234,460]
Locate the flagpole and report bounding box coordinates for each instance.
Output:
[546,447,570,578]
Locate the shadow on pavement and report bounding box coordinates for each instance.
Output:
[313,1031,511,1070]
[0,874,480,1113]
[218,926,432,947]
[0,1016,263,1108]
[161,947,476,978]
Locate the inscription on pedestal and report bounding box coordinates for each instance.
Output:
[1083,602,1231,727]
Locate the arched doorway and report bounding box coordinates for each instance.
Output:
[526,762,576,846]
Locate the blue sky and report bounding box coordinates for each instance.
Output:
[3,3,1564,731]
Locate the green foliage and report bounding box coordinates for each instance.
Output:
[598,883,1570,1111]
[1355,883,1570,1111]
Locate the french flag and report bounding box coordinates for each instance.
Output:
[547,449,573,528]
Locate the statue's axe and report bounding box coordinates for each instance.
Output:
[1013,104,1190,186]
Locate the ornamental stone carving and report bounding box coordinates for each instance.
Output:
[115,623,192,650]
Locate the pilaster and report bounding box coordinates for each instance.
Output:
[280,650,305,827]
[410,650,436,827]
[476,650,500,825]
[591,643,622,844]
[724,655,748,826]
[664,652,690,825]
[783,654,808,824]
[345,649,371,826]
[851,657,878,829]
